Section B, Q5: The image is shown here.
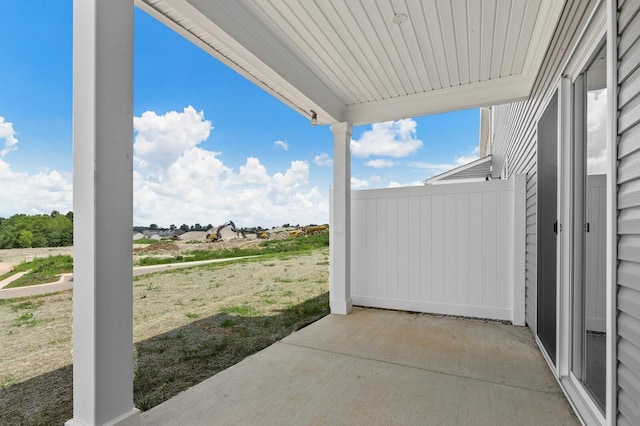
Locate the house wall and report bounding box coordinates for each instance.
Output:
[350,180,520,322]
[491,0,595,332]
[615,0,640,423]
[438,159,492,182]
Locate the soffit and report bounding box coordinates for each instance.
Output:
[137,0,566,125]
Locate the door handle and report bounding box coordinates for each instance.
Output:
[584,223,590,232]
[553,221,558,234]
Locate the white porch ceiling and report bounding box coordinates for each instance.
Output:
[137,0,565,126]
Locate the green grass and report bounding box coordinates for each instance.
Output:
[12,312,40,327]
[131,292,329,414]
[11,300,43,311]
[134,238,163,245]
[0,255,73,289]
[0,233,329,288]
[1,376,17,390]
[138,232,329,267]
[219,304,261,317]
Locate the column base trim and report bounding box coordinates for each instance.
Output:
[330,298,353,315]
[66,408,140,426]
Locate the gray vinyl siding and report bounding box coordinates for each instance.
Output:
[617,0,640,424]
[439,159,491,181]
[491,0,594,333]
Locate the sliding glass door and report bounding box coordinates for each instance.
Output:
[572,42,607,413]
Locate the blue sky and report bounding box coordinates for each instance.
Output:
[0,2,480,228]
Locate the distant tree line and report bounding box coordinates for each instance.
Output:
[133,223,214,233]
[0,211,74,249]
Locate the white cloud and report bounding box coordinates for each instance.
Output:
[351,177,369,189]
[387,180,424,188]
[366,159,394,168]
[273,140,288,151]
[0,159,72,217]
[238,157,270,184]
[351,119,423,158]
[0,108,330,227]
[454,146,480,166]
[314,152,333,167]
[408,146,480,179]
[131,107,328,227]
[133,106,212,180]
[0,116,19,158]
[0,117,73,217]
[407,161,456,175]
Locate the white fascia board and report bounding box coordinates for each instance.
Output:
[343,74,531,126]
[137,0,345,125]
[520,1,567,89]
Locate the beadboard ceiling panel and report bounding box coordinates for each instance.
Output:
[137,0,565,125]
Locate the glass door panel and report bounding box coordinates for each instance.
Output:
[572,43,607,412]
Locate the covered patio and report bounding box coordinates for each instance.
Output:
[141,308,577,425]
[68,1,572,424]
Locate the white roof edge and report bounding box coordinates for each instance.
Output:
[423,155,492,185]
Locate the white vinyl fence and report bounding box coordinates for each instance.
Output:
[350,175,526,324]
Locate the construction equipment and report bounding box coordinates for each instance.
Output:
[289,229,305,238]
[206,221,239,242]
[241,227,270,239]
[303,224,328,235]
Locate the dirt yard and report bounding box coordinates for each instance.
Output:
[0,243,330,425]
[0,246,75,266]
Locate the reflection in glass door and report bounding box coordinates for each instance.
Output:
[572,43,607,412]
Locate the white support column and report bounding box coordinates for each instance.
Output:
[67,1,139,425]
[330,122,353,315]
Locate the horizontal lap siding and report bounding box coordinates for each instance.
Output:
[617,0,640,424]
[350,182,514,321]
[439,160,492,181]
[490,0,593,334]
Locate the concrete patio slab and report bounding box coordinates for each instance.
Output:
[283,307,560,393]
[142,308,578,425]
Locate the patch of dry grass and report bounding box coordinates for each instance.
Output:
[0,249,329,425]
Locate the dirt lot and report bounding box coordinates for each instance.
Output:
[0,246,75,266]
[0,242,330,425]
[0,233,263,269]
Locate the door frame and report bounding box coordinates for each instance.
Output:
[535,88,560,366]
[553,2,616,424]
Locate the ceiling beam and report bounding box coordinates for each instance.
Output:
[187,0,346,123]
[343,74,531,126]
